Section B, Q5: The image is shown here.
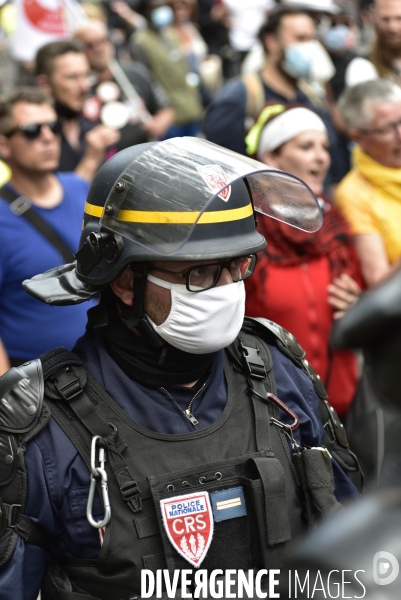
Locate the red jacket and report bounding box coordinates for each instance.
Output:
[245,212,362,417]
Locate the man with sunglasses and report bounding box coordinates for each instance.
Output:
[0,87,95,374]
[336,78,401,288]
[0,139,359,599]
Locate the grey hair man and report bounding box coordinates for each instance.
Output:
[335,78,401,287]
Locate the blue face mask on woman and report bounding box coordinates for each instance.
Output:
[281,41,317,79]
[151,5,174,29]
[322,25,351,53]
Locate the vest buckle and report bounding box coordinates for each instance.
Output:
[54,368,84,401]
[0,501,22,536]
[239,342,267,379]
[120,480,142,513]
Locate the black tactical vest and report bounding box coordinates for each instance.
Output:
[42,339,308,598]
[0,318,362,600]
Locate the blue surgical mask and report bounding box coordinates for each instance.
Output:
[281,41,316,79]
[151,5,174,29]
[322,25,350,53]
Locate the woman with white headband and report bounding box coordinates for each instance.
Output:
[245,104,364,417]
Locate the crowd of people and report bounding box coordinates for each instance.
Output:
[0,0,400,598]
[0,0,400,400]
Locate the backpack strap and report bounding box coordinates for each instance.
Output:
[241,72,265,120]
[0,186,75,263]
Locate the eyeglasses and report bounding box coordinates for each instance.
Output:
[358,118,401,138]
[5,120,62,140]
[148,255,257,292]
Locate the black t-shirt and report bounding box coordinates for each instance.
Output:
[196,0,229,50]
[58,115,96,172]
[329,50,358,101]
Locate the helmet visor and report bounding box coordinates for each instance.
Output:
[98,137,322,256]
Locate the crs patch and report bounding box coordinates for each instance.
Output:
[160,491,213,567]
[197,164,232,202]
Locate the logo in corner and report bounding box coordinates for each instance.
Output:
[373,551,399,586]
[160,491,213,568]
[197,164,231,202]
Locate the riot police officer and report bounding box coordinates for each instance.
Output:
[0,138,359,600]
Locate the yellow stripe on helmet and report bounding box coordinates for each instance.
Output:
[84,202,253,224]
[84,202,103,218]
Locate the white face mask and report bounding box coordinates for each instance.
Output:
[146,275,246,354]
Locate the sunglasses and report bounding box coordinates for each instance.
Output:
[6,120,62,140]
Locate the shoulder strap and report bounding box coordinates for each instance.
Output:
[242,317,328,398]
[41,348,143,514]
[298,80,326,109]
[0,186,75,263]
[241,72,265,120]
[241,317,364,493]
[229,330,343,528]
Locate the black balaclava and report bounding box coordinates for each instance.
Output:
[89,287,215,388]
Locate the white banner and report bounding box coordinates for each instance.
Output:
[10,0,86,62]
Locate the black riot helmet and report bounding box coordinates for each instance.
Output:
[23,137,322,308]
[80,142,157,241]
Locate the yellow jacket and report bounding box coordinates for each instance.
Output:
[335,146,401,264]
